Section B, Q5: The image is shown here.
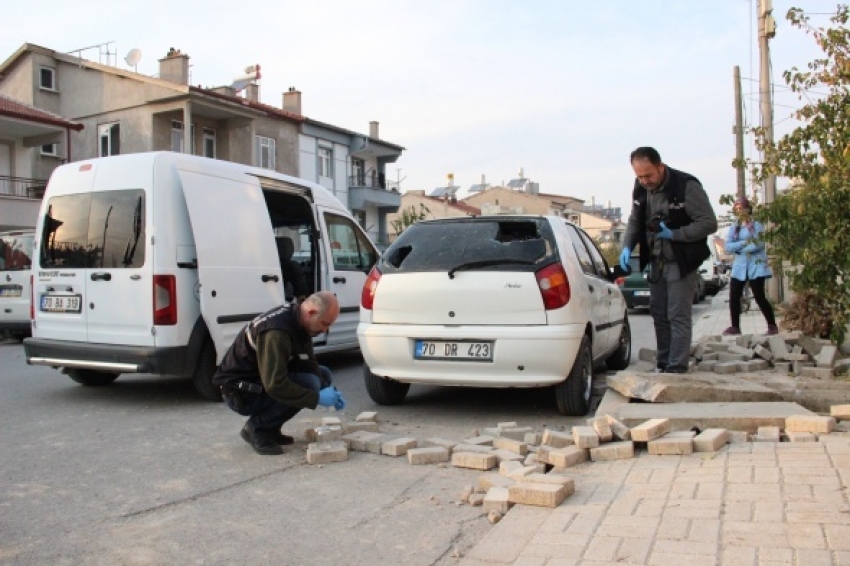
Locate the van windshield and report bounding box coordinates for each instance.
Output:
[0,232,34,271]
[40,189,145,268]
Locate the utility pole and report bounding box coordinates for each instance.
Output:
[734,65,746,199]
[758,0,781,301]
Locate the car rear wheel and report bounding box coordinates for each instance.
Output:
[605,315,632,371]
[555,334,593,416]
[67,368,120,387]
[192,340,222,402]
[364,365,410,405]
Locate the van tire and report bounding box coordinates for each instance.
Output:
[364,366,409,405]
[605,315,631,371]
[192,340,222,402]
[555,335,592,416]
[67,369,120,387]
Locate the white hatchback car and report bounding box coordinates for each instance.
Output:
[357,215,631,416]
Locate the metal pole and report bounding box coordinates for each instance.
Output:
[734,66,746,199]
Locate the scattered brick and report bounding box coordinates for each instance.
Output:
[365,434,397,454]
[462,435,496,446]
[519,474,575,490]
[407,447,450,465]
[768,336,789,360]
[492,437,528,455]
[718,352,748,363]
[786,431,817,443]
[753,344,774,361]
[508,482,572,508]
[321,416,342,427]
[306,441,348,464]
[713,361,741,375]
[382,437,418,456]
[572,426,599,449]
[785,352,810,362]
[638,348,656,362]
[452,443,494,454]
[499,460,524,476]
[605,415,631,441]
[501,427,534,441]
[648,432,694,455]
[344,421,380,433]
[727,345,755,359]
[693,429,729,452]
[586,417,613,442]
[590,441,635,461]
[630,419,671,442]
[477,473,515,492]
[698,360,719,371]
[524,432,542,446]
[490,448,525,464]
[548,446,587,468]
[785,415,836,434]
[468,493,485,506]
[483,487,513,514]
[452,452,497,471]
[355,411,378,422]
[801,366,834,379]
[774,362,793,374]
[728,431,749,443]
[831,405,850,421]
[422,438,458,453]
[507,465,545,480]
[755,426,781,442]
[541,429,574,448]
[342,431,384,451]
[496,422,518,431]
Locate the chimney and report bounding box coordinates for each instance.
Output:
[480,174,486,185]
[283,87,302,114]
[518,167,524,179]
[210,85,236,97]
[245,83,259,102]
[369,121,379,139]
[159,49,189,84]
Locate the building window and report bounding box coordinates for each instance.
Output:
[255,136,275,170]
[39,66,56,90]
[41,143,59,157]
[98,123,120,156]
[171,121,184,153]
[202,128,216,158]
[318,146,333,179]
[351,158,365,186]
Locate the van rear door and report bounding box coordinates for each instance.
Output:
[178,169,284,361]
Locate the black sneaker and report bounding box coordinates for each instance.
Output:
[240,425,284,455]
[270,430,295,446]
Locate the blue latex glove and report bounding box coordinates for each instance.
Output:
[657,222,673,240]
[334,392,347,411]
[619,247,631,271]
[317,387,341,408]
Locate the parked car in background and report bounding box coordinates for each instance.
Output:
[357,215,632,416]
[699,236,728,296]
[617,253,705,309]
[0,229,35,340]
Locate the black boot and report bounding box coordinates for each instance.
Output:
[240,425,284,455]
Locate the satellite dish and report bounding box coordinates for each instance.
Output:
[125,48,142,70]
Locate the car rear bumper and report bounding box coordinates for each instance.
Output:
[23,337,190,376]
[0,320,31,332]
[357,322,586,387]
[621,290,650,308]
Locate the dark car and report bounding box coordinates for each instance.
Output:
[618,255,704,309]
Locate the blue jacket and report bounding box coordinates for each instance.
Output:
[725,221,772,281]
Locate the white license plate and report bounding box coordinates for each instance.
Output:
[634,290,650,296]
[40,294,82,313]
[414,340,493,361]
[0,287,22,298]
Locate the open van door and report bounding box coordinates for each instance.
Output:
[178,169,284,361]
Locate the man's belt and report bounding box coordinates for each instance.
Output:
[223,381,263,394]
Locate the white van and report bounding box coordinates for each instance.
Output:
[0,229,35,340]
[24,152,378,400]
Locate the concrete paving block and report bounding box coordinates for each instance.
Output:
[835,358,850,374]
[648,432,694,455]
[735,335,751,348]
[524,432,542,446]
[718,352,749,363]
[618,402,815,434]
[519,474,575,489]
[743,359,771,371]
[306,441,348,464]
[483,487,513,514]
[801,366,834,379]
[500,427,534,441]
[727,345,756,359]
[605,415,631,441]
[407,447,449,465]
[462,435,496,446]
[499,460,524,476]
[382,437,418,456]
[477,473,515,492]
[785,415,836,434]
[768,336,789,360]
[713,361,741,374]
[781,330,802,342]
[630,418,672,442]
[496,421,518,430]
[342,431,384,451]
[492,436,528,455]
[468,493,485,506]
[754,344,774,361]
[343,421,380,433]
[702,352,720,361]
[490,449,524,464]
[452,443,494,455]
[755,426,781,442]
[506,465,545,480]
[638,347,656,362]
[355,411,378,422]
[707,341,731,352]
[321,416,342,426]
[572,426,599,448]
[693,428,729,452]
[547,446,587,468]
[365,434,398,454]
[831,405,850,421]
[698,360,719,371]
[586,417,613,442]
[422,437,458,453]
[786,431,817,443]
[452,452,497,471]
[482,427,501,437]
[523,453,537,467]
[590,440,635,461]
[785,352,811,362]
[775,361,793,374]
[508,482,572,508]
[534,445,554,465]
[728,430,749,443]
[541,429,574,448]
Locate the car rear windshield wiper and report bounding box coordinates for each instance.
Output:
[448,259,536,279]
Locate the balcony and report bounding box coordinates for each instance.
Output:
[0,176,48,200]
[348,173,401,210]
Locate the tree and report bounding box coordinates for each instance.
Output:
[594,236,621,268]
[390,203,431,237]
[742,4,850,344]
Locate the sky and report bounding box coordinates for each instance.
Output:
[1,1,834,220]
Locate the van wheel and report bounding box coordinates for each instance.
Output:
[605,315,632,371]
[67,369,120,387]
[555,335,592,416]
[364,365,409,405]
[192,340,222,402]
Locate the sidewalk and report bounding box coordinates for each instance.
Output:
[458,287,850,566]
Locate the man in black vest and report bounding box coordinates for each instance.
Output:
[213,292,346,455]
[620,147,717,374]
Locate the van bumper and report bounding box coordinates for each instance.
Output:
[0,321,31,332]
[23,338,191,376]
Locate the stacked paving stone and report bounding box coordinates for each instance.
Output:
[639,330,850,378]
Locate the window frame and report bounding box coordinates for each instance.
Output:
[255,135,276,170]
[39,66,56,91]
[318,145,333,179]
[98,122,121,157]
[40,143,59,157]
[202,127,216,158]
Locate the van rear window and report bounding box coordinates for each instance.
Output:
[0,232,34,271]
[40,190,145,268]
[381,218,555,273]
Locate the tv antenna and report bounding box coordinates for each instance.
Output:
[124,48,142,72]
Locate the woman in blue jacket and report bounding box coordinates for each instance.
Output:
[723,196,778,335]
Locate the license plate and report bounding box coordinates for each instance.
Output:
[0,286,22,298]
[40,294,82,313]
[634,290,650,296]
[414,340,493,361]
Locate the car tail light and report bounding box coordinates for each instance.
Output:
[615,276,625,286]
[153,275,177,325]
[361,267,382,310]
[29,274,34,320]
[536,263,570,310]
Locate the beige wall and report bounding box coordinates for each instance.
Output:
[462,187,554,215]
[387,192,474,238]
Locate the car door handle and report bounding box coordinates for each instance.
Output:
[333,277,347,284]
[261,274,280,283]
[90,272,111,281]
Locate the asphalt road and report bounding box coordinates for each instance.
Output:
[0,308,682,565]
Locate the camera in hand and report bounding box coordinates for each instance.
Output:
[647,212,669,234]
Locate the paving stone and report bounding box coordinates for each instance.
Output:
[476,473,515,492]
[540,429,574,448]
[547,446,587,468]
[605,415,632,440]
[831,405,850,420]
[648,431,695,455]
[534,445,555,465]
[524,432,542,446]
[572,426,599,448]
[483,487,513,514]
[407,446,450,465]
[467,493,485,506]
[785,352,811,362]
[630,418,672,442]
[343,421,380,433]
[755,426,781,442]
[701,352,720,361]
[452,443,493,454]
[522,453,536,466]
[727,344,756,359]
[753,344,774,361]
[728,430,749,443]
[341,431,384,451]
[786,431,817,443]
[768,335,790,360]
[364,434,398,454]
[775,361,793,374]
[500,427,534,441]
[607,371,782,403]
[618,402,815,434]
[496,422,518,430]
[321,416,342,426]
[354,411,378,422]
[452,452,497,470]
[508,482,572,508]
[639,347,656,362]
[462,435,496,446]
[590,440,635,461]
[499,460,524,476]
[306,441,348,464]
[744,359,771,371]
[586,417,613,442]
[506,465,545,480]
[518,474,575,489]
[421,437,458,453]
[492,436,528,455]
[713,361,741,374]
[802,366,835,379]
[693,428,729,452]
[698,360,719,371]
[785,415,836,434]
[381,437,418,456]
[490,448,524,464]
